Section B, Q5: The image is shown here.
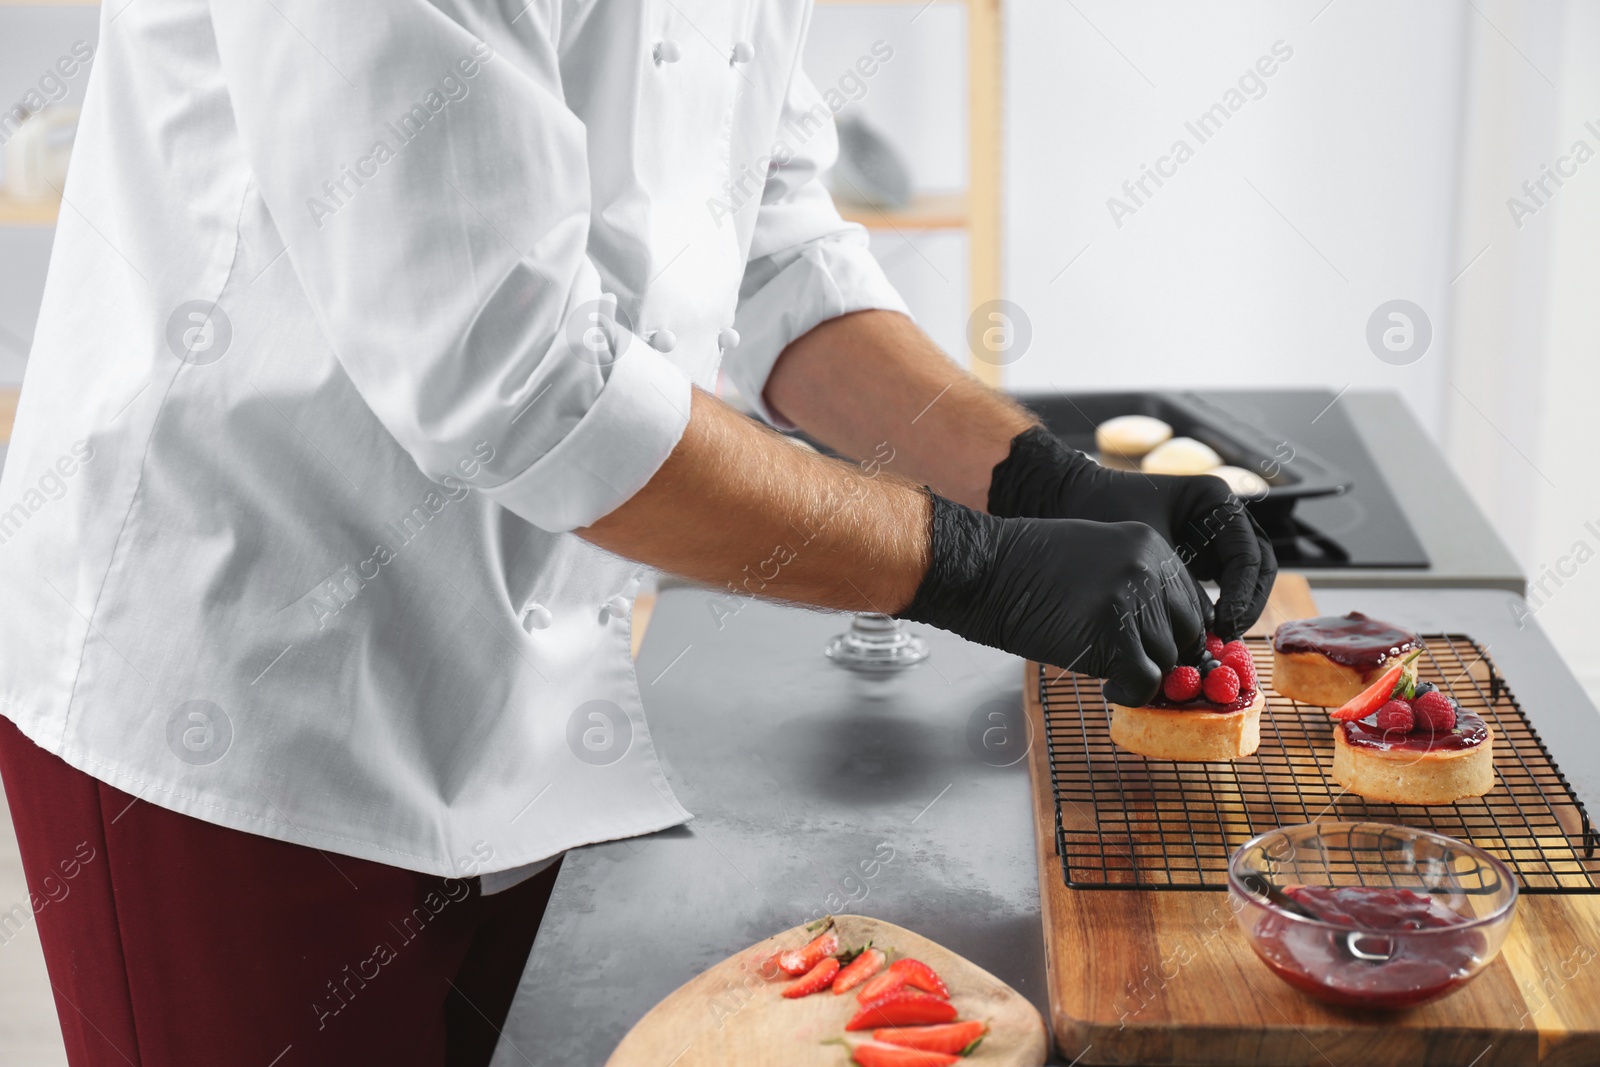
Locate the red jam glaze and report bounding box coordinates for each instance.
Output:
[1252,886,1486,1009]
[1341,707,1488,753]
[1286,886,1469,930]
[1144,688,1257,713]
[1272,612,1419,669]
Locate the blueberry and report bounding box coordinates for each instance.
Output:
[1413,681,1436,697]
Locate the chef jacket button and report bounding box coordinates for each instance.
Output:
[731,41,755,64]
[648,329,677,353]
[523,603,553,631]
[653,40,681,64]
[717,327,740,351]
[602,595,630,622]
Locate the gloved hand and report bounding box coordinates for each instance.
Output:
[897,493,1207,707]
[987,426,1277,640]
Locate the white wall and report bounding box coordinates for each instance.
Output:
[808,1,1470,431]
[1448,0,1600,698]
[1001,0,1465,433]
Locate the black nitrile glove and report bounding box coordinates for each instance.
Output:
[988,426,1277,641]
[897,493,1207,707]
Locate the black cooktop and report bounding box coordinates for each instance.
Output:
[1019,388,1429,570]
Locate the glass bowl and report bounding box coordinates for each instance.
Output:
[1228,821,1518,1009]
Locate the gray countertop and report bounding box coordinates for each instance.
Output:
[1321,392,1525,593]
[493,585,1600,1067]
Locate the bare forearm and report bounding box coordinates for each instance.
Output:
[580,389,930,614]
[763,310,1037,510]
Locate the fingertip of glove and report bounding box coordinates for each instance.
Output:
[1102,676,1160,708]
[1212,604,1245,643]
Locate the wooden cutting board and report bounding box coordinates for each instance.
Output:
[608,914,1048,1066]
[1026,574,1600,1065]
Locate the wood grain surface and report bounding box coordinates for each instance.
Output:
[1026,574,1600,1065]
[608,914,1048,1067]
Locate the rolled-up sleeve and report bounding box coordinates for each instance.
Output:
[726,71,910,428]
[209,1,689,532]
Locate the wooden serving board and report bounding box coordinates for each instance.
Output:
[609,914,1048,1067]
[1026,574,1600,1065]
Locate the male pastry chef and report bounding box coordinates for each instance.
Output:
[0,3,1275,1064]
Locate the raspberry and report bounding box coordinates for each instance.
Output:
[1375,698,1414,733]
[1413,690,1457,732]
[1203,665,1241,704]
[1163,665,1202,702]
[1222,650,1258,694]
[1205,634,1226,659]
[1221,640,1249,663]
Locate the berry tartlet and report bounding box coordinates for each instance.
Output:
[1326,651,1495,805]
[1272,612,1419,707]
[1110,638,1264,762]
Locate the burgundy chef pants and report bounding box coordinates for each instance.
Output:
[0,715,560,1067]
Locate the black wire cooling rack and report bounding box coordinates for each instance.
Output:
[1040,634,1599,894]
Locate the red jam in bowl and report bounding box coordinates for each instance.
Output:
[1273,612,1419,669]
[1252,886,1487,1008]
[1341,708,1489,753]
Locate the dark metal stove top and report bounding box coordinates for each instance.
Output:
[1022,388,1430,571]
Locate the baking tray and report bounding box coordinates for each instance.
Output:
[1017,390,1351,527]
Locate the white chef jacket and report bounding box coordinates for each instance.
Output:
[0,0,907,882]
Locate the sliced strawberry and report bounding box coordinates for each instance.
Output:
[847,1043,959,1067]
[857,969,908,1004]
[1329,650,1422,721]
[873,1019,988,1054]
[846,990,958,1031]
[833,946,886,994]
[777,928,839,976]
[781,956,839,998]
[888,958,951,999]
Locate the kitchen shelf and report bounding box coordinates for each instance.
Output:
[814,0,1002,385]
[0,196,59,226]
[836,191,968,231]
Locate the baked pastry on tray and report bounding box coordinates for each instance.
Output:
[1325,650,1494,805]
[1272,612,1419,707]
[1110,638,1263,762]
[1094,414,1172,460]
